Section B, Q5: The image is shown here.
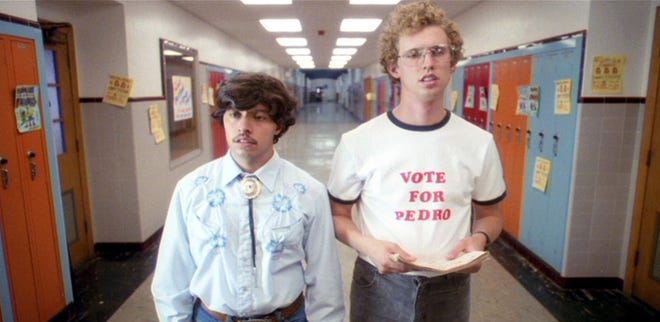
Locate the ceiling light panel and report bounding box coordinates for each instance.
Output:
[241,0,292,4]
[336,38,367,46]
[260,19,302,32]
[333,48,358,55]
[286,48,311,55]
[291,55,313,62]
[340,19,382,32]
[276,37,308,46]
[331,55,352,61]
[349,0,400,4]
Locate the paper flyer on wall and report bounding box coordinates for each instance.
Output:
[15,85,42,133]
[103,74,135,107]
[532,156,552,192]
[592,55,626,94]
[555,79,572,115]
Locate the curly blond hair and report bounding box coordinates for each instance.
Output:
[379,0,464,84]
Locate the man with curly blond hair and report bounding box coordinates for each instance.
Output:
[328,1,506,321]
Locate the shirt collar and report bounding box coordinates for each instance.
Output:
[219,151,281,193]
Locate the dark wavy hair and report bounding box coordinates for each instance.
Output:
[212,72,298,143]
[379,0,464,84]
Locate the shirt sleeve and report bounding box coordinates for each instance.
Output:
[473,138,507,204]
[302,189,346,322]
[327,136,362,202]
[151,181,197,321]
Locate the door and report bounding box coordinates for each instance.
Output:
[0,33,66,321]
[42,23,94,269]
[630,7,660,310]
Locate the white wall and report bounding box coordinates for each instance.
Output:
[0,0,37,20]
[36,0,285,243]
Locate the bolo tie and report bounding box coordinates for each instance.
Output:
[240,174,262,268]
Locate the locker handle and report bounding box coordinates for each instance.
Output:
[553,134,559,157]
[506,124,512,142]
[516,127,522,144]
[27,151,37,181]
[538,132,544,153]
[0,157,8,189]
[497,123,503,139]
[526,130,532,149]
[488,121,494,133]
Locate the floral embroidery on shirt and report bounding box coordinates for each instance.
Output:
[211,233,227,249]
[194,176,209,187]
[207,189,225,208]
[265,238,285,254]
[293,183,307,194]
[272,194,293,214]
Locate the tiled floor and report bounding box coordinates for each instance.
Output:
[61,102,659,322]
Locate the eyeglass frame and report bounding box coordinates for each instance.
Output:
[397,44,456,66]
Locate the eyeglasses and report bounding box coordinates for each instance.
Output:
[398,44,454,66]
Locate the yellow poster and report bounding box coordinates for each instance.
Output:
[592,55,626,94]
[103,74,135,107]
[450,90,458,111]
[532,157,552,192]
[148,105,166,144]
[554,79,572,115]
[489,84,500,111]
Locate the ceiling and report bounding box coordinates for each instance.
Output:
[169,0,481,73]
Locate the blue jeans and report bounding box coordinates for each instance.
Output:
[193,300,307,322]
[350,257,470,322]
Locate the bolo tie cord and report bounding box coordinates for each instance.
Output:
[248,198,256,268]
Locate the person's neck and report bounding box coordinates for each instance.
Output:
[393,98,447,126]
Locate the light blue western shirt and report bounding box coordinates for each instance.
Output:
[152,152,345,322]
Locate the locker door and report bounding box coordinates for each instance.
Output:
[210,71,227,159]
[521,39,583,271]
[0,34,66,321]
[462,63,490,130]
[492,56,533,238]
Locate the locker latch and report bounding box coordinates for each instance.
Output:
[0,157,8,189]
[27,151,37,181]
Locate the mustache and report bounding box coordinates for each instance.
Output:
[233,134,257,143]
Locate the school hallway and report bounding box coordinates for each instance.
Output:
[63,102,659,322]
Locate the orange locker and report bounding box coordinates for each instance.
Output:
[492,56,533,238]
[0,34,66,321]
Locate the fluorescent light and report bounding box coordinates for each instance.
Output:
[329,62,347,69]
[298,62,315,69]
[241,0,292,4]
[260,19,302,32]
[286,48,311,55]
[340,19,382,32]
[336,37,367,46]
[163,49,182,56]
[349,0,400,4]
[276,37,308,46]
[333,48,357,55]
[182,56,194,62]
[291,55,313,62]
[331,55,352,61]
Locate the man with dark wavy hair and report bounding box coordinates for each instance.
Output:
[328,1,506,321]
[153,73,345,322]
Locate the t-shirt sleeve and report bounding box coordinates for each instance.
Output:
[472,139,507,205]
[327,136,362,203]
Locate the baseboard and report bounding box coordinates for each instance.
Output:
[94,227,162,256]
[499,231,623,289]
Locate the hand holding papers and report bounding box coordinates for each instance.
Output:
[390,251,490,275]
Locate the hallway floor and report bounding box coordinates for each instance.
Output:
[61,102,659,322]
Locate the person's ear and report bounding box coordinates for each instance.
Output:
[388,64,401,80]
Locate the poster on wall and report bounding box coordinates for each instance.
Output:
[103,74,135,107]
[489,84,500,111]
[592,55,626,94]
[148,105,166,144]
[172,75,193,121]
[15,85,42,133]
[450,90,459,111]
[464,85,475,108]
[516,86,540,117]
[532,156,552,193]
[554,79,573,115]
[478,86,488,111]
